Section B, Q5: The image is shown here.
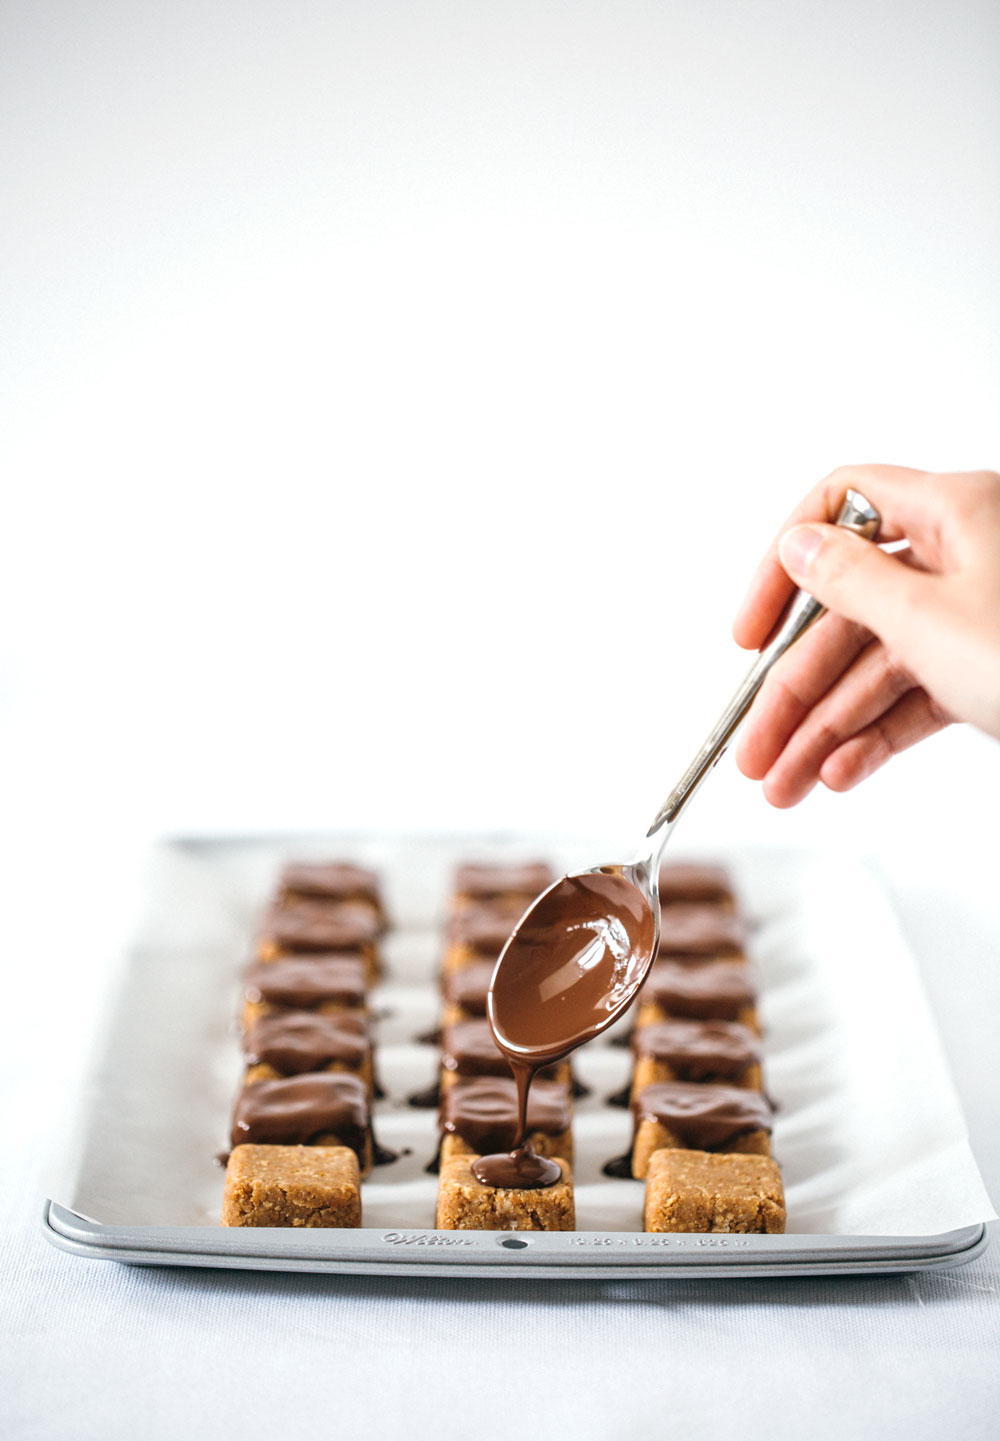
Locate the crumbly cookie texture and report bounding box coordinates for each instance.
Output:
[222,1144,361,1228]
[435,1155,575,1231]
[643,1148,785,1234]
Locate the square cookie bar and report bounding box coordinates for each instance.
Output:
[221,1144,361,1228]
[436,1155,575,1231]
[643,1148,785,1234]
[230,1072,374,1176]
[630,1082,774,1178]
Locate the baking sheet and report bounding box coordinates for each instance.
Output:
[43,834,995,1275]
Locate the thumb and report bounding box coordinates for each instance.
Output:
[778,523,929,651]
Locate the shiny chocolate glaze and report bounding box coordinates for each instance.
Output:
[633,1081,773,1148]
[631,1018,760,1081]
[230,1073,370,1158]
[243,954,367,1009]
[243,1010,370,1074]
[474,868,656,1190]
[643,958,756,1020]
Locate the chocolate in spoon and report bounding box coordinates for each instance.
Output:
[475,490,881,1189]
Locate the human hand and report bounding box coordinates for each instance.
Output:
[732,465,1000,807]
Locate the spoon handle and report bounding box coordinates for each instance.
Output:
[646,489,881,837]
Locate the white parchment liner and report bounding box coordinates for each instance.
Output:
[54,835,996,1237]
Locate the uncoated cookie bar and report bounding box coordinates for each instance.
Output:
[643,1148,785,1233]
[222,1144,361,1228]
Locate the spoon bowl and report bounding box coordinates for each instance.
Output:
[486,863,659,1062]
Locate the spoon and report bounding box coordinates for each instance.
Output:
[475,489,881,1188]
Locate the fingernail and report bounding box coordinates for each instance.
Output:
[779,524,824,578]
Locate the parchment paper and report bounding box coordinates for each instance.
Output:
[53,835,996,1237]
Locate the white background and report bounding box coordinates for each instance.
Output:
[2,3,998,1438]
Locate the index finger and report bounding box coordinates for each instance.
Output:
[731,464,929,651]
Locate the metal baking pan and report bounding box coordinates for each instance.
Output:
[42,834,994,1279]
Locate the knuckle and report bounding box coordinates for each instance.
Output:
[879,648,915,698]
[936,470,1000,526]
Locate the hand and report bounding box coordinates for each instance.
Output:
[731,465,1000,807]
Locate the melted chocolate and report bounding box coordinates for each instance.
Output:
[472,1145,562,1188]
[633,1081,773,1148]
[243,954,367,1009]
[643,958,756,1020]
[243,1010,370,1074]
[261,900,379,952]
[632,1018,760,1081]
[231,1073,370,1157]
[474,868,656,1190]
[656,904,746,959]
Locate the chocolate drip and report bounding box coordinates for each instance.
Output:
[602,1150,635,1179]
[407,1080,441,1108]
[633,1081,773,1149]
[243,955,367,1010]
[643,959,756,1020]
[476,869,656,1190]
[230,1073,370,1159]
[471,1055,563,1188]
[441,1077,571,1156]
[632,1018,760,1081]
[606,1082,632,1108]
[243,1011,370,1074]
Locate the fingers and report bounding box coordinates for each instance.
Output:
[739,632,954,807]
[818,689,952,794]
[734,611,871,780]
[732,463,937,652]
[751,637,920,806]
[777,523,935,668]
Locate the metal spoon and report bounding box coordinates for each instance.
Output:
[487,489,882,1073]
